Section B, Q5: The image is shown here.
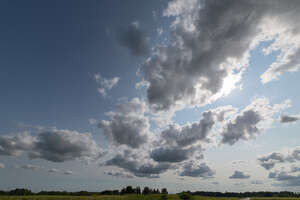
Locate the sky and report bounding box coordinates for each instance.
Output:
[1,0,300,193]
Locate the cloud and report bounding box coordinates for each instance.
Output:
[118,22,149,56]
[104,170,134,179]
[232,160,246,165]
[258,147,300,170]
[0,132,36,156]
[48,168,59,173]
[251,180,264,185]
[0,163,4,168]
[221,98,290,145]
[160,110,216,147]
[229,170,250,179]
[98,98,150,149]
[64,170,73,175]
[179,161,215,178]
[290,166,300,173]
[29,129,105,163]
[0,128,105,163]
[269,170,300,187]
[94,73,120,97]
[280,115,300,123]
[20,164,42,171]
[142,0,300,112]
[150,146,195,163]
[104,150,171,178]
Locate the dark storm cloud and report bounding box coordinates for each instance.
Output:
[258,147,300,170]
[98,98,149,149]
[118,22,149,56]
[280,115,300,123]
[179,161,215,178]
[229,170,250,179]
[0,129,105,163]
[143,0,300,111]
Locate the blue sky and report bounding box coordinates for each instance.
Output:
[1,0,300,193]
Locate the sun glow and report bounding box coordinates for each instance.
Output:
[220,74,240,96]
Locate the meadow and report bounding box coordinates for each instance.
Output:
[0,195,299,200]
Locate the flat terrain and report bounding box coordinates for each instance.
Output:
[0,195,300,200]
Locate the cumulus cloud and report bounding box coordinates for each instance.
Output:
[29,129,105,163]
[258,147,300,170]
[280,115,300,123]
[0,132,35,156]
[269,170,300,187]
[0,128,105,163]
[251,180,264,184]
[232,160,246,165]
[0,163,4,168]
[118,22,149,56]
[48,168,59,173]
[104,170,134,179]
[179,161,215,178]
[64,170,73,175]
[20,164,42,171]
[221,98,290,145]
[98,98,150,149]
[94,73,120,97]
[104,150,171,178]
[229,170,250,179]
[142,0,300,112]
[150,146,195,163]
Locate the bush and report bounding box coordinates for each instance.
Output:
[178,192,192,200]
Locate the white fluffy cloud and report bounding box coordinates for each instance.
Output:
[94,73,120,97]
[143,0,300,112]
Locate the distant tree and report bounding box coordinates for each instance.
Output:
[161,188,168,194]
[142,187,150,195]
[136,187,141,195]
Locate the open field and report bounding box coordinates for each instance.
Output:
[0,195,300,200]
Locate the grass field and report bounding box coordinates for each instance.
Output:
[0,195,300,200]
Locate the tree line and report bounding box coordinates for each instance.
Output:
[0,187,168,196]
[1,188,300,197]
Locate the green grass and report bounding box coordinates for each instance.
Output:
[0,195,299,200]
